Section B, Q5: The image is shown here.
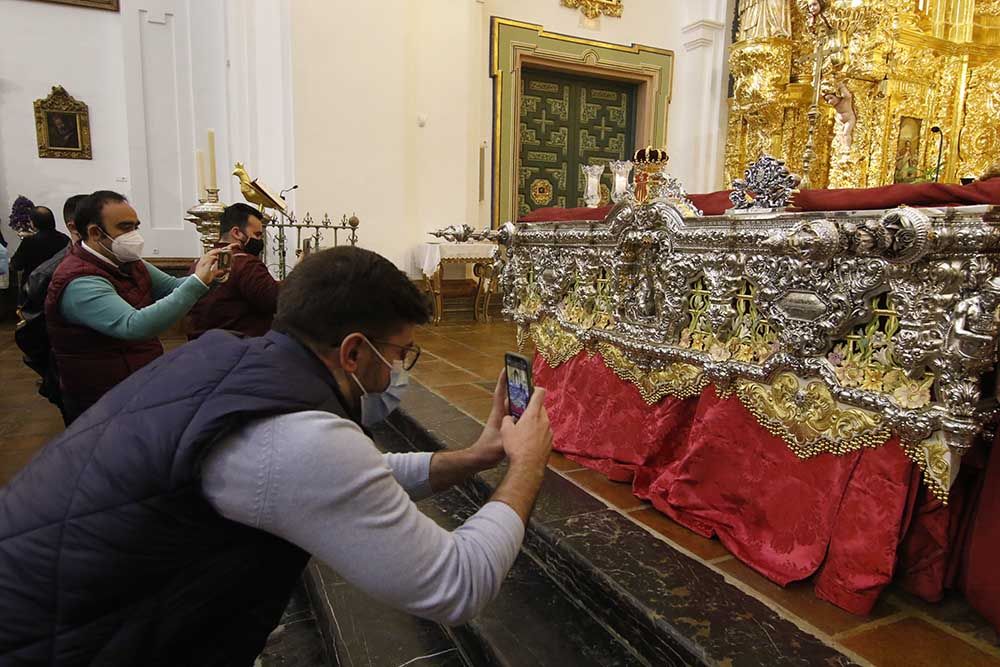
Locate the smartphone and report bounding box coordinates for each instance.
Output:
[217,249,233,272]
[505,352,533,420]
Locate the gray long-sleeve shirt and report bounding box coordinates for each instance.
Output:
[201,410,524,625]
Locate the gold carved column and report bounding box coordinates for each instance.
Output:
[725,0,1000,188]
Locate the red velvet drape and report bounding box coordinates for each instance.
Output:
[534,351,999,623]
[517,178,1000,223]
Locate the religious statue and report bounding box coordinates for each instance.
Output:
[738,0,792,41]
[822,82,857,151]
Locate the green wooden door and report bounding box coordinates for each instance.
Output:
[519,69,636,215]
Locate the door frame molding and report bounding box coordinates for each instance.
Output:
[490,17,674,227]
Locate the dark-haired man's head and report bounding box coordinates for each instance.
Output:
[273,246,430,418]
[63,194,87,243]
[220,203,264,256]
[75,190,143,265]
[28,206,56,233]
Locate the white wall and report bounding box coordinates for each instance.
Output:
[0,0,130,249]
[290,0,730,277]
[0,0,294,261]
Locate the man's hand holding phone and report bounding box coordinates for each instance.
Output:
[492,388,553,524]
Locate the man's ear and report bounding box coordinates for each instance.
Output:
[338,333,366,374]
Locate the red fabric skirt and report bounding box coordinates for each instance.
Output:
[534,351,998,621]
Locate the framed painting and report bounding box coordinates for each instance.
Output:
[34,86,93,160]
[28,0,119,10]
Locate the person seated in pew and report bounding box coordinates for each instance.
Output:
[14,194,86,420]
[187,203,279,339]
[0,246,553,665]
[45,190,231,424]
[10,205,70,297]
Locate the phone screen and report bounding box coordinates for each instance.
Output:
[217,250,232,271]
[505,353,533,420]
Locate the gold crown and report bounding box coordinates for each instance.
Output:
[633,146,669,165]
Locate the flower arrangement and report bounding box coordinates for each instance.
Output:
[9,195,35,235]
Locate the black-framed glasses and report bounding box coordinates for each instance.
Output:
[373,340,422,371]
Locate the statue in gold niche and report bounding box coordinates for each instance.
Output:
[822,82,856,151]
[726,0,1000,189]
[738,0,793,40]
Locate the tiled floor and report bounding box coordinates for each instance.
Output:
[414,320,1000,667]
[3,320,999,666]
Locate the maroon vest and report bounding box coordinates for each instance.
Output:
[45,244,164,405]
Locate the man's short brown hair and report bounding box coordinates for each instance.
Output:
[273,246,430,346]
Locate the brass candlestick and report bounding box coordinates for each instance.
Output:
[186,187,226,253]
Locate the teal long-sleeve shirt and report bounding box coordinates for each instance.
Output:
[59,261,209,341]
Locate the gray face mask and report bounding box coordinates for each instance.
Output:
[350,337,409,426]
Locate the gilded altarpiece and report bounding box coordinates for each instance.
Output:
[519,70,637,215]
[726,0,1000,188]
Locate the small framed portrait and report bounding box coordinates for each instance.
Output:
[34,86,92,160]
[29,0,119,10]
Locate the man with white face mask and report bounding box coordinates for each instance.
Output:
[45,190,231,423]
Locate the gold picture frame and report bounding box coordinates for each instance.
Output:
[34,86,92,160]
[29,0,119,10]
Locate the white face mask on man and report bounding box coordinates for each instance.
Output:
[102,228,145,263]
[349,337,409,427]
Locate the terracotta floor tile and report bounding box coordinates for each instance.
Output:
[445,394,494,420]
[433,383,493,403]
[716,558,897,636]
[565,468,646,510]
[1,434,51,454]
[887,589,1000,648]
[841,617,1000,666]
[413,367,483,388]
[547,451,586,473]
[629,508,731,562]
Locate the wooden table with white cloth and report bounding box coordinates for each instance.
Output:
[413,242,497,324]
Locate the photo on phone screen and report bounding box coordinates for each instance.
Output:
[505,353,533,420]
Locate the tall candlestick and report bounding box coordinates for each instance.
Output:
[207,129,218,189]
[196,150,207,200]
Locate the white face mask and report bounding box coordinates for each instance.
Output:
[350,337,409,426]
[104,229,145,263]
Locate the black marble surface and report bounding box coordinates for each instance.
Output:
[388,381,857,666]
[258,582,329,667]
[304,560,465,667]
[417,489,645,667]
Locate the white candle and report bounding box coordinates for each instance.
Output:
[196,150,206,199]
[207,129,218,189]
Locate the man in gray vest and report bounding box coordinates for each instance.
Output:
[0,246,552,665]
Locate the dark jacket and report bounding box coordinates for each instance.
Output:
[187,243,279,339]
[10,228,70,280]
[19,245,69,323]
[44,244,163,408]
[14,245,70,407]
[0,330,351,666]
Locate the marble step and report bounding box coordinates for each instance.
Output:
[302,422,645,667]
[384,382,859,667]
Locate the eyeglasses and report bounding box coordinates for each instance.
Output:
[373,340,422,371]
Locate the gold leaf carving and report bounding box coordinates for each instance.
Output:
[560,0,623,20]
[735,373,891,458]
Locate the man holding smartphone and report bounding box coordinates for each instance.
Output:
[1,246,553,665]
[44,190,231,424]
[187,202,280,339]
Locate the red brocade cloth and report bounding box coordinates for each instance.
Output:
[534,351,1000,622]
[516,179,1000,222]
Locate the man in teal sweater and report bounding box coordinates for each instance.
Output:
[45,190,231,423]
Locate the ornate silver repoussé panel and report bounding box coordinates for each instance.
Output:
[491,180,1000,501]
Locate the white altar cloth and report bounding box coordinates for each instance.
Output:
[414,242,496,278]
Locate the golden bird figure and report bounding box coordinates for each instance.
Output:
[232,162,285,213]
